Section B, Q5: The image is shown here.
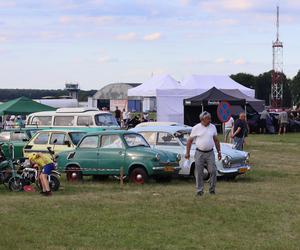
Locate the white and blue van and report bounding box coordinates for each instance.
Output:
[26,108,119,131]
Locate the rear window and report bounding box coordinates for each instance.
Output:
[95,114,118,126]
[31,116,52,126]
[54,116,74,126]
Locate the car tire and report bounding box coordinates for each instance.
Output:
[191,164,210,181]
[129,167,148,184]
[66,165,83,182]
[49,175,60,191]
[8,177,23,192]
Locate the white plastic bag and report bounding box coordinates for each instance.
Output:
[183,159,190,169]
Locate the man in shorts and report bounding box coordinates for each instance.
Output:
[278,109,289,135]
[29,153,55,196]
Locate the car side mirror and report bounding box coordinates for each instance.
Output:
[53,139,58,144]
[64,140,71,147]
[22,138,29,142]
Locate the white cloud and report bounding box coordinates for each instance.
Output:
[233,58,246,65]
[200,0,254,12]
[97,55,118,63]
[143,32,161,41]
[0,1,16,8]
[58,15,116,26]
[0,36,8,43]
[179,0,191,6]
[116,32,137,41]
[215,58,226,64]
[39,31,64,40]
[59,16,73,24]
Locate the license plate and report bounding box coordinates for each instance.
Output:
[164,166,174,172]
[239,167,248,173]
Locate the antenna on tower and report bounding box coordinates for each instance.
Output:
[276,6,279,41]
[271,5,283,108]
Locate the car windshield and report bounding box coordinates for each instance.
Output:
[124,134,149,147]
[11,132,28,141]
[174,129,192,146]
[95,114,119,126]
[69,132,87,145]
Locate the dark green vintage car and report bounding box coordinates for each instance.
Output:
[0,128,39,159]
[56,130,181,184]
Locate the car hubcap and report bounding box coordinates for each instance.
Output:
[71,172,77,179]
[135,174,144,184]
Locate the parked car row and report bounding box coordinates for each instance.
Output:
[0,122,251,184]
[131,125,251,180]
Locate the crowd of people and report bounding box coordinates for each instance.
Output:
[1,115,25,130]
[112,106,150,128]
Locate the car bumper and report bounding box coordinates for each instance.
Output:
[218,165,251,175]
[152,166,181,174]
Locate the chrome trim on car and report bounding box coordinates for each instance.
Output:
[218,165,251,174]
[153,166,181,170]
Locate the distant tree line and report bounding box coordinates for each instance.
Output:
[0,89,97,102]
[231,70,300,108]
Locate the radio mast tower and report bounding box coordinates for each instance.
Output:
[271,6,283,108]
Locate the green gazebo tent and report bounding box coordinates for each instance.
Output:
[0,96,56,116]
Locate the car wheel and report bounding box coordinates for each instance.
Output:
[66,165,83,182]
[8,177,23,192]
[191,165,211,181]
[129,168,148,184]
[49,175,60,191]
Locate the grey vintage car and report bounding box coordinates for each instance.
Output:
[131,125,251,179]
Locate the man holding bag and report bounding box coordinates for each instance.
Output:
[185,111,221,196]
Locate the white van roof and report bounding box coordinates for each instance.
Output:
[56,107,99,113]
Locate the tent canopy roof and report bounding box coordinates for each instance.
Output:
[0,96,56,116]
[184,87,246,106]
[128,74,180,97]
[181,75,254,97]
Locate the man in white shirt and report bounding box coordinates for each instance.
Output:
[185,111,221,196]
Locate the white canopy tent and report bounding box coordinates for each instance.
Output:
[128,74,180,97]
[128,74,180,112]
[156,75,255,123]
[181,75,255,97]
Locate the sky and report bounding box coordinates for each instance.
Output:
[0,0,299,90]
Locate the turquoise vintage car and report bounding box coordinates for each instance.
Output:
[56,130,181,184]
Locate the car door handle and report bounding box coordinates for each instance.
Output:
[119,151,124,156]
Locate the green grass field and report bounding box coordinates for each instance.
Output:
[0,134,300,250]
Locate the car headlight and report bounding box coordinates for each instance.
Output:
[176,153,181,162]
[222,155,231,167]
[155,153,160,161]
[245,153,250,164]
